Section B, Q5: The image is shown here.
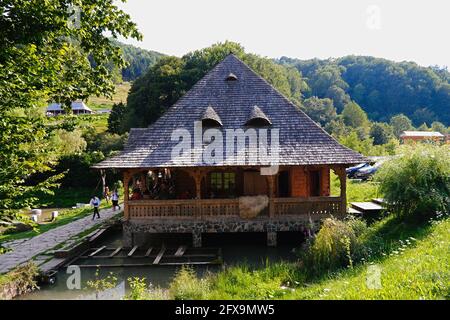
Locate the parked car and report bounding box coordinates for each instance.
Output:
[353,162,384,180]
[346,163,370,178]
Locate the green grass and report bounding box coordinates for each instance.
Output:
[331,173,380,203]
[37,187,97,208]
[77,113,109,133]
[155,216,449,300]
[287,218,450,299]
[86,82,131,110]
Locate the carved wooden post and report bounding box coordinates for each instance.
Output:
[194,171,202,199]
[192,169,203,218]
[266,174,276,218]
[123,170,130,220]
[336,166,347,215]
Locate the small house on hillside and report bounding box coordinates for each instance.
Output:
[46,100,92,116]
[93,54,367,248]
[399,131,444,143]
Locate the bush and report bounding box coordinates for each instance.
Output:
[169,266,211,300]
[301,216,367,275]
[375,145,450,219]
[125,277,151,300]
[0,262,38,299]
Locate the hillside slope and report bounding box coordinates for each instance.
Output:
[279,56,450,125]
[287,218,450,299]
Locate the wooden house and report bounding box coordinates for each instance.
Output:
[94,54,367,247]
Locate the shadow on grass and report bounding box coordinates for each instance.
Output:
[35,187,98,208]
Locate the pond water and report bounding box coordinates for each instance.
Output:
[17,231,302,300]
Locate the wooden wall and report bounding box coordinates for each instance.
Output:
[321,167,330,196]
[174,170,196,197]
[289,166,330,197]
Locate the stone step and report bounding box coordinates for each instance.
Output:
[371,198,386,206]
[351,202,384,213]
[347,207,362,215]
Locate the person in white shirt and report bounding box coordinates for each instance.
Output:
[90,196,101,220]
[111,190,120,211]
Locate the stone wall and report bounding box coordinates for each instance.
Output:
[123,216,323,248]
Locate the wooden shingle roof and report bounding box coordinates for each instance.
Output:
[201,105,223,126]
[94,54,367,169]
[246,105,272,126]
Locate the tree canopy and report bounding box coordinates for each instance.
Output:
[0,0,140,218]
[342,102,369,128]
[302,97,337,126]
[279,55,450,125]
[111,40,164,82]
[122,41,309,130]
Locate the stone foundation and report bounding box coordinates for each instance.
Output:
[123,216,323,247]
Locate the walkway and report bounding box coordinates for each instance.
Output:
[0,206,121,274]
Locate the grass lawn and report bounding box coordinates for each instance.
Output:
[86,82,131,110]
[36,187,97,208]
[331,172,381,203]
[287,217,450,299]
[160,216,449,300]
[77,113,109,133]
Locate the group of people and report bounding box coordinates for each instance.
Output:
[89,187,121,220]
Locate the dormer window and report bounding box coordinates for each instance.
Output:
[245,105,272,126]
[201,105,222,127]
[226,73,238,81]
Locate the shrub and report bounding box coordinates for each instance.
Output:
[86,270,117,299]
[0,262,38,299]
[169,266,211,300]
[375,145,450,219]
[124,277,170,300]
[301,216,367,275]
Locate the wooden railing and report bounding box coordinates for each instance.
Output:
[272,197,341,217]
[128,197,342,220]
[128,199,240,219]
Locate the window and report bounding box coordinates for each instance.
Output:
[210,172,236,197]
[211,172,223,191]
[226,73,238,81]
[223,172,235,191]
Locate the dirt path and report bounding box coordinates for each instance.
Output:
[0,206,121,274]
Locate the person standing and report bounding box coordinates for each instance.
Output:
[111,190,120,211]
[104,186,111,204]
[90,195,101,220]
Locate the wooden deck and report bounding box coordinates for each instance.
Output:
[76,246,221,266]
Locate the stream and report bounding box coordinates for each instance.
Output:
[17,231,302,300]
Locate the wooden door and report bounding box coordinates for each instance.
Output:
[243,171,268,196]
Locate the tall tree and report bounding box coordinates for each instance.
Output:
[370,122,394,145]
[108,102,127,134]
[302,97,337,126]
[431,121,448,134]
[390,114,413,137]
[342,101,368,128]
[0,0,140,218]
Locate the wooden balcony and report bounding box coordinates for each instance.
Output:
[127,196,342,220]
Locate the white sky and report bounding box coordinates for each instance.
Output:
[117,0,450,67]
